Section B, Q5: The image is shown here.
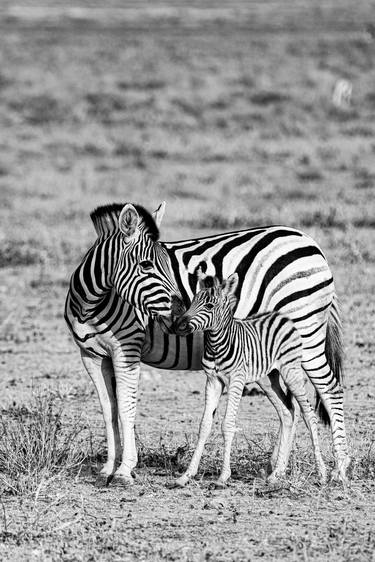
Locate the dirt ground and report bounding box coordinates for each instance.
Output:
[0,2,375,560]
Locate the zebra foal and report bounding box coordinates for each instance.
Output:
[174,270,327,487]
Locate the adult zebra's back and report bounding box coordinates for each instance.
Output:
[65,202,350,486]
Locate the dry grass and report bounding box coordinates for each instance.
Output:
[0,392,89,496]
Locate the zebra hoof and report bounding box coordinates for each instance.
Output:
[330,468,349,486]
[318,467,328,486]
[166,480,184,489]
[331,457,351,485]
[111,474,135,487]
[166,476,189,488]
[256,468,268,481]
[95,473,112,488]
[211,480,227,490]
[266,473,283,488]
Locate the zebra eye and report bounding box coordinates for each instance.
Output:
[205,303,215,311]
[139,260,154,272]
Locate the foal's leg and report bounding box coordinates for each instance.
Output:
[281,364,327,484]
[258,371,300,482]
[173,374,223,487]
[215,372,246,488]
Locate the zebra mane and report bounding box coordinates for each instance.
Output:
[201,276,217,289]
[90,203,160,239]
[90,203,124,236]
[198,275,238,311]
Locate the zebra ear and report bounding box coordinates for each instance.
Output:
[196,265,207,290]
[221,273,239,298]
[119,204,140,242]
[152,201,166,228]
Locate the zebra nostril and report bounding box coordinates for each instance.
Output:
[175,316,191,334]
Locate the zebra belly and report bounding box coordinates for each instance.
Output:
[141,323,204,371]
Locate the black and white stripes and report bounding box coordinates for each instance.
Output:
[65,202,349,486]
[173,272,327,486]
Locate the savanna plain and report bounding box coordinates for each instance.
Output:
[0,2,375,560]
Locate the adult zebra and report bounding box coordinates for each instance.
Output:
[65,201,350,486]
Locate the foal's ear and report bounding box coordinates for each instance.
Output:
[196,265,207,290]
[221,273,239,297]
[152,201,166,228]
[119,204,140,242]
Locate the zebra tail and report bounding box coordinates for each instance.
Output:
[316,294,344,426]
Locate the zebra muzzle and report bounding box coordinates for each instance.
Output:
[173,316,193,336]
[171,295,186,317]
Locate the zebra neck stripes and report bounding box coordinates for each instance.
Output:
[66,204,182,327]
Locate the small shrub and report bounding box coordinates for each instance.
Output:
[0,240,42,268]
[85,92,127,121]
[169,188,207,201]
[173,99,203,120]
[296,168,324,182]
[114,142,143,158]
[237,75,255,88]
[283,188,316,201]
[137,434,191,476]
[250,91,290,106]
[327,105,359,122]
[0,163,11,176]
[0,72,11,90]
[117,79,165,91]
[352,217,375,229]
[300,208,346,230]
[136,431,271,482]
[189,212,261,230]
[9,95,67,125]
[0,393,89,495]
[351,439,375,479]
[366,92,375,108]
[353,167,375,189]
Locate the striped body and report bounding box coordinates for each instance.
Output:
[173,274,327,486]
[66,223,334,369]
[203,311,303,386]
[65,203,349,485]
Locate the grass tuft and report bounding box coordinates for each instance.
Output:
[300,207,346,230]
[0,240,42,268]
[9,94,67,125]
[136,431,272,482]
[296,168,324,182]
[0,393,90,496]
[250,90,290,106]
[189,212,260,230]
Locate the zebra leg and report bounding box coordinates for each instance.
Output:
[281,365,327,484]
[111,350,141,486]
[173,374,223,487]
[303,359,350,483]
[258,372,300,483]
[215,373,245,488]
[257,371,291,473]
[81,350,121,486]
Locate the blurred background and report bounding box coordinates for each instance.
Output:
[1,1,375,262]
